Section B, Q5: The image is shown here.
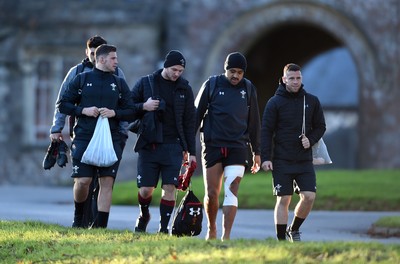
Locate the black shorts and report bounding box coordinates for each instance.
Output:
[271,159,316,196]
[201,145,249,168]
[70,139,122,178]
[137,143,183,188]
[71,158,121,178]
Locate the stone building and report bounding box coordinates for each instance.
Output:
[0,0,399,185]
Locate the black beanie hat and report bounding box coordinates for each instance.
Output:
[224,52,247,72]
[163,50,186,68]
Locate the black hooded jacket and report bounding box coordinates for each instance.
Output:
[131,69,196,154]
[260,81,326,163]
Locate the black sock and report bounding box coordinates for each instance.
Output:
[159,199,175,231]
[74,201,85,216]
[276,224,287,240]
[138,193,152,219]
[96,211,109,228]
[290,217,305,231]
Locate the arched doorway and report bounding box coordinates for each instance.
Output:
[204,2,377,169]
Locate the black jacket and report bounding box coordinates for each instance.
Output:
[57,68,137,142]
[195,75,261,154]
[131,69,196,154]
[260,81,326,163]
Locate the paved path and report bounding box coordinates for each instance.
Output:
[1,185,399,244]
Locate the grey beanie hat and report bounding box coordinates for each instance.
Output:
[163,50,186,68]
[224,52,247,71]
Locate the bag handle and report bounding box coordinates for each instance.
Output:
[301,95,306,136]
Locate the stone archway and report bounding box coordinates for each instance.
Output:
[203,2,378,169]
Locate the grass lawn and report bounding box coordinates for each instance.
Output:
[1,221,399,264]
[112,169,400,211]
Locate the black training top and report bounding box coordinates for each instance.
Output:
[195,74,261,154]
[58,68,137,141]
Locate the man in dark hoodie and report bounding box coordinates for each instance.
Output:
[58,44,137,229]
[49,36,128,229]
[260,63,326,242]
[131,50,197,234]
[195,52,261,241]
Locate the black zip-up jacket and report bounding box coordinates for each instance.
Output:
[131,69,196,154]
[57,68,137,142]
[195,75,261,154]
[260,81,326,163]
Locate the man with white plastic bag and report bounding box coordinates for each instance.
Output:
[260,63,326,242]
[58,44,138,228]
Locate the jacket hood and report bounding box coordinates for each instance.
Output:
[81,57,94,68]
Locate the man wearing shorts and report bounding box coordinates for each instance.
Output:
[195,52,261,241]
[260,63,326,242]
[58,44,137,228]
[131,50,196,234]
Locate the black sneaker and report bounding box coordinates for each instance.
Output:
[134,215,150,233]
[72,214,84,228]
[286,230,301,242]
[157,226,169,235]
[57,140,69,168]
[43,141,60,170]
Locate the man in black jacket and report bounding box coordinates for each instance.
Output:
[195,52,261,241]
[260,63,326,242]
[131,50,197,234]
[58,44,137,228]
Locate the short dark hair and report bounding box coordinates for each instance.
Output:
[283,63,301,75]
[95,44,117,59]
[87,35,107,49]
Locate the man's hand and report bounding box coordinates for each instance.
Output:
[50,132,63,142]
[301,134,310,149]
[99,107,115,118]
[82,106,100,117]
[251,155,261,174]
[143,97,160,111]
[261,161,273,172]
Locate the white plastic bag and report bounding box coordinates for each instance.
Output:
[81,117,118,167]
[312,138,332,165]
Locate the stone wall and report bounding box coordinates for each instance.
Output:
[0,0,398,185]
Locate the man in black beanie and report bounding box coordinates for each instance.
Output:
[195,51,261,241]
[131,50,197,234]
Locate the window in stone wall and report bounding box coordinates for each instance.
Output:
[35,59,53,140]
[26,56,76,145]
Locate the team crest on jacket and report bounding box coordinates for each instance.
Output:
[111,83,117,91]
[240,90,246,99]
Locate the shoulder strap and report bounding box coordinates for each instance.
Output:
[147,75,154,95]
[75,63,85,75]
[208,75,217,103]
[244,78,252,107]
[302,95,306,135]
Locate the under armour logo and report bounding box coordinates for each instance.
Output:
[86,83,92,87]
[189,207,201,216]
[72,165,79,174]
[111,83,117,91]
[240,90,246,99]
[219,91,224,96]
[180,95,185,99]
[137,174,142,183]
